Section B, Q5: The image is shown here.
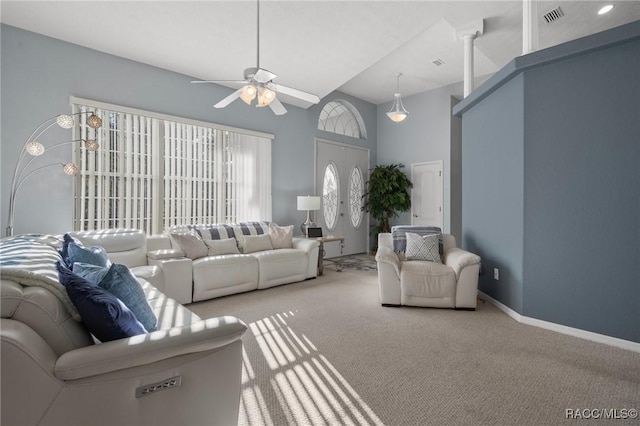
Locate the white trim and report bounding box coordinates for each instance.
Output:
[410,160,444,230]
[478,291,640,353]
[69,96,274,140]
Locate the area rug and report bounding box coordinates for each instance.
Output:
[330,253,377,272]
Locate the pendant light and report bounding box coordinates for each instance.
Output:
[387,72,409,123]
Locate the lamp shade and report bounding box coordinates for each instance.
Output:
[240,84,257,105]
[257,87,276,107]
[387,93,409,123]
[297,196,321,211]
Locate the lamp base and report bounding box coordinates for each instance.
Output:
[5,226,13,237]
[300,221,316,237]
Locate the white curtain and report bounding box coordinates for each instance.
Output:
[228,133,272,222]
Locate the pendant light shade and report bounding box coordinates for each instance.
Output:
[387,73,409,123]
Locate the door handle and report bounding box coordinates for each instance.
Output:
[413,214,418,218]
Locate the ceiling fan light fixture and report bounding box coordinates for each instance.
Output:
[387,73,409,123]
[240,84,257,105]
[257,86,276,107]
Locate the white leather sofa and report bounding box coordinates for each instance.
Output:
[69,229,194,304]
[156,222,321,303]
[0,233,247,426]
[376,232,481,309]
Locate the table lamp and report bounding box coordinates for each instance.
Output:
[297,195,321,236]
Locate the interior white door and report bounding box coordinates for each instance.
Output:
[316,140,369,257]
[411,161,444,229]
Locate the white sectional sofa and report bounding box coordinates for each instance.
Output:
[72,223,320,304]
[0,233,247,426]
[163,222,321,303]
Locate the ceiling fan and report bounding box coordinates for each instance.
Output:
[191,0,320,115]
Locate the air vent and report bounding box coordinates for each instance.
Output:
[431,59,445,66]
[543,6,564,23]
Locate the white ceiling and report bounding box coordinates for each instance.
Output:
[1,1,638,109]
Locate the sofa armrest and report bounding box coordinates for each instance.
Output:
[375,246,400,276]
[443,247,481,279]
[148,248,185,260]
[147,256,193,304]
[54,316,247,380]
[292,237,320,252]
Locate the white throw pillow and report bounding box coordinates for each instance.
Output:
[269,223,293,249]
[405,232,442,263]
[170,232,208,260]
[238,234,273,254]
[203,238,240,256]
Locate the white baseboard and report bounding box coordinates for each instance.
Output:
[477,291,640,353]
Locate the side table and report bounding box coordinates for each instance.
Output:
[313,235,345,276]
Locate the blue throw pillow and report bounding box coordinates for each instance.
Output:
[68,242,110,268]
[56,262,147,342]
[98,264,157,332]
[58,233,79,267]
[73,262,110,285]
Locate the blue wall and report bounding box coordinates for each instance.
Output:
[460,75,525,313]
[455,22,640,342]
[0,25,376,235]
[522,37,640,340]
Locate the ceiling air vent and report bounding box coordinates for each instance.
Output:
[431,58,445,66]
[543,6,564,23]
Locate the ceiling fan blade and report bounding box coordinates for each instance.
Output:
[272,83,320,104]
[213,88,243,108]
[192,80,247,85]
[268,97,287,115]
[251,68,278,84]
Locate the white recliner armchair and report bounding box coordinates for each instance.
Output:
[0,232,247,426]
[375,231,481,309]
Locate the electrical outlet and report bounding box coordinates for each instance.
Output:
[494,268,500,280]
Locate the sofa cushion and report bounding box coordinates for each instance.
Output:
[252,249,307,289]
[67,242,110,268]
[405,232,442,263]
[391,226,442,254]
[73,262,110,285]
[59,233,79,266]
[171,232,208,260]
[203,238,240,256]
[71,262,157,332]
[400,261,456,307]
[98,264,158,332]
[170,222,270,241]
[238,234,273,254]
[56,262,147,342]
[69,229,148,267]
[268,223,293,249]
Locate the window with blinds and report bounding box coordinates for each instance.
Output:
[73,102,272,235]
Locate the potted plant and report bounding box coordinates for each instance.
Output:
[362,163,413,237]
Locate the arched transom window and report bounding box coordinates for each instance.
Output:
[318,100,367,139]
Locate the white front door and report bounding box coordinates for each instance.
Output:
[411,161,444,229]
[316,139,369,257]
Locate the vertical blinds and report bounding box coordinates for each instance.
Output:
[73,103,272,235]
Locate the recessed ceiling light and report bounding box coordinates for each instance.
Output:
[598,5,614,15]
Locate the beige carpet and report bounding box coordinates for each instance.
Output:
[188,269,640,426]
